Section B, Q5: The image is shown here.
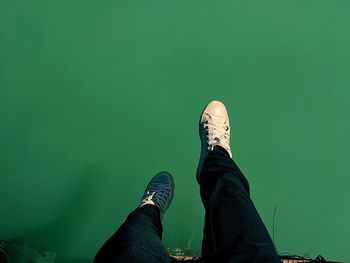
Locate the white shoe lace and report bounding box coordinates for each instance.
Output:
[203,113,231,156]
[140,191,155,207]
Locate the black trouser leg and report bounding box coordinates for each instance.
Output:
[94,205,171,263]
[199,146,280,263]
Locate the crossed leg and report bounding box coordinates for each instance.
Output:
[199,146,280,263]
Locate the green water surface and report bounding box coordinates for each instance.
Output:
[1,0,350,262]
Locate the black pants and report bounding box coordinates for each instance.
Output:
[94,147,280,263]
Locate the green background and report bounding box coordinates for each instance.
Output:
[1,0,349,262]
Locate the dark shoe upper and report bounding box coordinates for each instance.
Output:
[140,171,175,219]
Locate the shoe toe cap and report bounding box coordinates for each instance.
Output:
[203,100,229,119]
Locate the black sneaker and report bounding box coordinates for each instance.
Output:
[139,171,175,219]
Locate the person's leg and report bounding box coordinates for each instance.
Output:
[200,146,280,263]
[94,172,174,263]
[197,101,280,263]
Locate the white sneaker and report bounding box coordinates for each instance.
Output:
[196,100,232,183]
